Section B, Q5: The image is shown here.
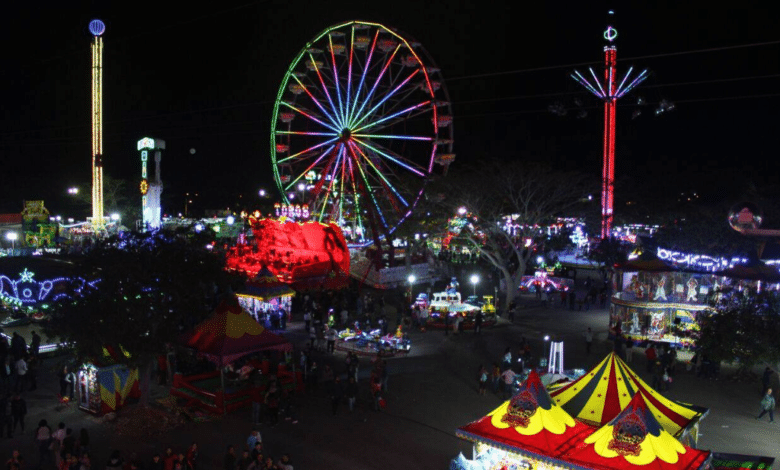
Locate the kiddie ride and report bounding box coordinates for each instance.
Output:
[425,291,497,330]
[335,325,411,357]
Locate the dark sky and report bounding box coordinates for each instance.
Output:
[1,0,778,217]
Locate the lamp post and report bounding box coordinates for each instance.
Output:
[6,232,17,255]
[470,274,479,297]
[297,182,306,203]
[408,274,416,304]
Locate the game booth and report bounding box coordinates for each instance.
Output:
[174,297,296,414]
[452,353,774,470]
[236,267,295,330]
[78,346,141,415]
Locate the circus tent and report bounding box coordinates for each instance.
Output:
[564,391,711,470]
[240,267,295,300]
[547,352,708,446]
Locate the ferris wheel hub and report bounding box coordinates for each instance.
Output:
[340,128,352,141]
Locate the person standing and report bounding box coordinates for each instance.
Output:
[246,430,262,454]
[584,328,593,355]
[329,376,343,415]
[477,366,488,396]
[500,367,517,400]
[35,419,53,469]
[625,337,634,363]
[185,443,198,470]
[10,394,26,434]
[756,388,776,422]
[303,311,311,332]
[345,376,358,412]
[326,327,337,354]
[0,393,12,438]
[13,355,27,393]
[762,367,773,396]
[645,343,657,373]
[30,331,41,358]
[223,446,236,470]
[491,363,501,394]
[474,311,483,334]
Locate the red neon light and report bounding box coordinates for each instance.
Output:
[601,46,617,239]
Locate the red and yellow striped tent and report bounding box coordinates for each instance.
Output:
[548,352,708,445]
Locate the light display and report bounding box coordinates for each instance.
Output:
[225,217,350,291]
[0,268,100,308]
[91,20,104,229]
[571,13,647,239]
[656,247,748,272]
[271,20,454,248]
[137,137,165,230]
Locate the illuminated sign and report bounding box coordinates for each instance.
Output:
[656,248,748,272]
[137,137,155,151]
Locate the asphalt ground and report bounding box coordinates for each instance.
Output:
[2,291,780,468]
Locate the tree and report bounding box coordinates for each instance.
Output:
[696,290,780,378]
[441,158,594,310]
[45,230,242,405]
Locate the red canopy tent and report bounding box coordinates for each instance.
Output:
[181,296,292,367]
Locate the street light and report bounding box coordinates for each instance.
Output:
[408,274,416,304]
[258,189,267,198]
[6,232,17,255]
[110,213,120,221]
[297,182,306,202]
[458,206,467,215]
[67,187,79,195]
[470,274,479,296]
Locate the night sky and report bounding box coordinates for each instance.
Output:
[1,1,777,218]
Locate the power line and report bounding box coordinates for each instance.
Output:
[448,39,780,81]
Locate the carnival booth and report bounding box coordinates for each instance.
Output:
[547,352,708,447]
[453,370,713,470]
[175,297,294,414]
[78,345,140,415]
[237,267,295,330]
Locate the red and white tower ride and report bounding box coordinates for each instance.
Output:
[572,13,647,239]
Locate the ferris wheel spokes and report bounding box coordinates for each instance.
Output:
[279,102,340,133]
[327,35,347,125]
[347,30,380,124]
[347,140,412,209]
[306,54,343,128]
[290,74,341,129]
[351,137,427,178]
[349,45,402,128]
[352,100,431,134]
[349,68,420,131]
[276,138,338,165]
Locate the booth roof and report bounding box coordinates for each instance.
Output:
[547,352,708,438]
[240,266,295,299]
[457,370,592,461]
[181,296,291,366]
[564,390,711,470]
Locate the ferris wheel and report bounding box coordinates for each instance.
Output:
[271,20,454,247]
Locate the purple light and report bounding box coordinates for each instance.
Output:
[89,19,106,37]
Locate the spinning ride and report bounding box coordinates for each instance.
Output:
[271,20,454,247]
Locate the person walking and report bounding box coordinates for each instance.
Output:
[35,419,53,470]
[645,343,657,373]
[756,388,776,422]
[502,348,512,372]
[326,327,337,354]
[584,328,593,355]
[474,310,483,334]
[13,355,27,393]
[0,393,12,438]
[30,331,41,358]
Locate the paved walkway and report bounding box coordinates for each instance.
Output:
[2,293,778,468]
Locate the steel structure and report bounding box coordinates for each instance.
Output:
[571,13,647,239]
[271,20,454,248]
[89,19,106,229]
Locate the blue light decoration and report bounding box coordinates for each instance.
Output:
[0,269,100,308]
[656,247,748,272]
[89,19,106,37]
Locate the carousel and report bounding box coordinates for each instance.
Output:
[236,267,295,330]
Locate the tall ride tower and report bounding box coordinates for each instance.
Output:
[571,12,647,239]
[89,19,106,230]
[138,137,166,230]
